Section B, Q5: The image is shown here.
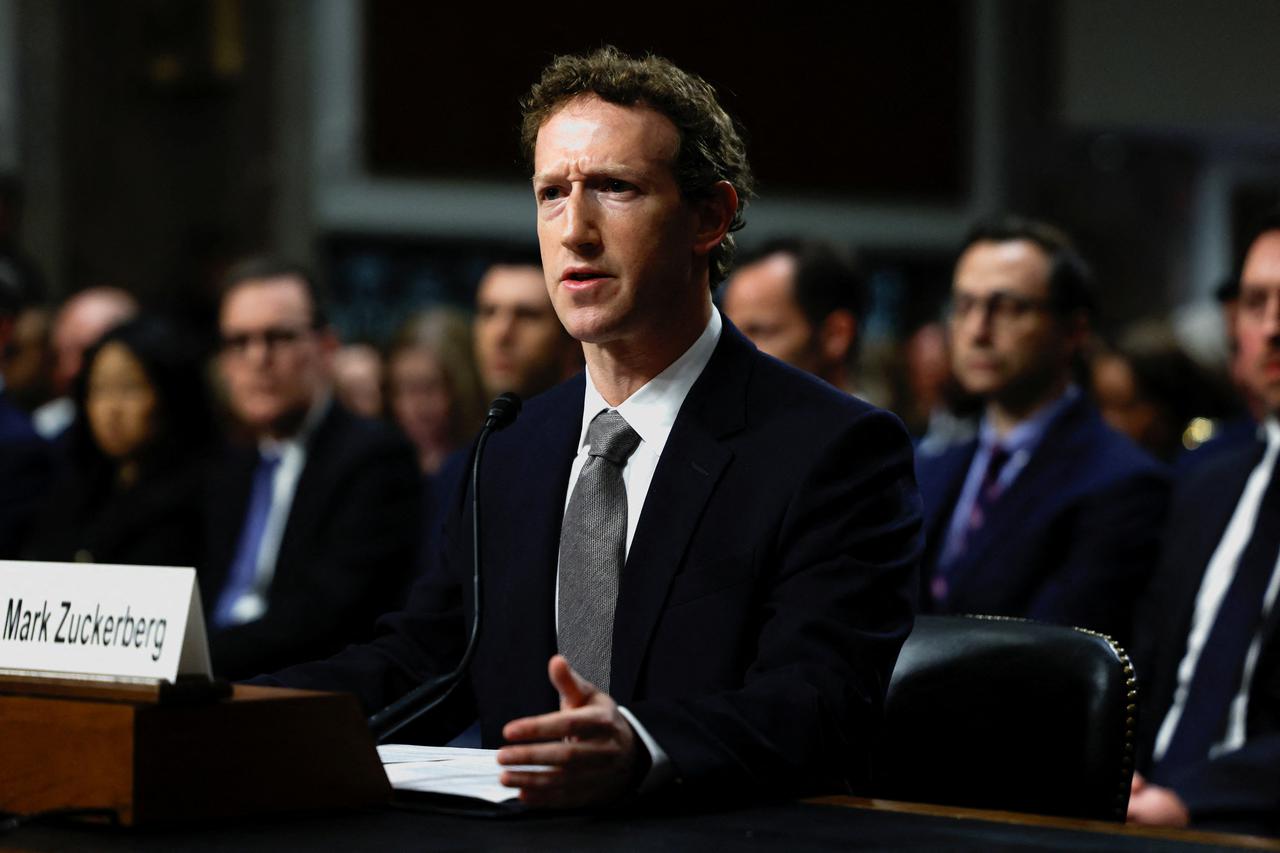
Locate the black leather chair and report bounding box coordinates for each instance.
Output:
[873,614,1136,821]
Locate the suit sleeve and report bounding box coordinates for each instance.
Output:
[210,433,424,680]
[1163,735,1280,836]
[626,408,922,799]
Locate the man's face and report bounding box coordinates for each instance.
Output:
[533,95,701,348]
[949,239,1073,409]
[723,252,818,372]
[474,264,572,398]
[1236,230,1280,414]
[218,276,332,437]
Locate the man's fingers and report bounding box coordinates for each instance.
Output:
[549,654,593,708]
[497,739,619,770]
[502,706,616,743]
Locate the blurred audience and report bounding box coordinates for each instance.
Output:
[202,257,421,680]
[916,215,1168,642]
[0,266,55,558]
[387,307,485,476]
[1090,321,1241,463]
[901,320,981,454]
[473,257,579,401]
[1129,213,1280,835]
[33,286,138,439]
[23,317,213,566]
[333,342,384,420]
[722,238,867,394]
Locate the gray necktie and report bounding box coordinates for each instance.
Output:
[557,409,642,692]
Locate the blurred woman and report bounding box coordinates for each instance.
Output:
[386,307,485,475]
[1090,322,1240,463]
[24,316,215,566]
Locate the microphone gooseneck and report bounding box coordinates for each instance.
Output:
[367,392,522,742]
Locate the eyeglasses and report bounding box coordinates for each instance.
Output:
[948,291,1052,324]
[219,325,314,357]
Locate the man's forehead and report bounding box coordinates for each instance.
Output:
[221,276,313,325]
[480,266,549,301]
[1241,230,1280,285]
[953,239,1050,295]
[532,95,679,176]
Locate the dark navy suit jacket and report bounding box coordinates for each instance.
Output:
[1133,442,1280,835]
[201,402,422,680]
[916,394,1168,643]
[0,390,54,558]
[268,320,922,800]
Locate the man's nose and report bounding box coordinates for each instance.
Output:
[560,188,600,255]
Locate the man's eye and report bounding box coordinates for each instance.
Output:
[605,180,632,193]
[539,186,563,201]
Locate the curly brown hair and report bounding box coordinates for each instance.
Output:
[520,46,755,285]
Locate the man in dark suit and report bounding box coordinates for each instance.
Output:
[916,217,1167,642]
[721,238,868,395]
[204,258,421,679]
[1128,218,1280,834]
[0,268,54,558]
[267,47,921,808]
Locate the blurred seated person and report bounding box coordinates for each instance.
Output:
[332,342,385,421]
[473,255,581,402]
[203,257,422,680]
[721,238,867,394]
[23,317,213,566]
[0,266,54,558]
[387,307,484,476]
[916,215,1168,642]
[1128,214,1280,835]
[33,286,138,439]
[902,320,980,455]
[1091,321,1242,464]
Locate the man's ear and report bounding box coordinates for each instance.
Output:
[818,309,857,364]
[692,181,739,258]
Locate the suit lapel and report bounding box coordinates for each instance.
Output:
[944,398,1094,596]
[608,325,747,703]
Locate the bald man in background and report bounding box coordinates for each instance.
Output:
[721,238,867,394]
[33,286,138,439]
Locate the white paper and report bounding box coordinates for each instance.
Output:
[378,744,549,804]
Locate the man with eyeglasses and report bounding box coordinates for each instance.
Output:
[915,216,1167,643]
[1127,214,1280,834]
[203,257,421,680]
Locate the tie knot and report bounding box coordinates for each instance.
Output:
[586,410,642,465]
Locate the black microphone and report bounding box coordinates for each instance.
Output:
[368,392,522,741]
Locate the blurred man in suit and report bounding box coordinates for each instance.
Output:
[0,266,53,557]
[916,216,1167,641]
[267,46,921,809]
[721,238,867,393]
[1129,216,1280,834]
[473,255,580,402]
[203,258,421,679]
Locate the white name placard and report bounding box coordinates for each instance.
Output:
[0,560,211,682]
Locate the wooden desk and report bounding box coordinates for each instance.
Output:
[814,796,1280,851]
[3,796,1276,851]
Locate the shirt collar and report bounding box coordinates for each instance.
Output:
[1264,417,1280,451]
[979,384,1080,456]
[258,392,332,459]
[579,308,722,452]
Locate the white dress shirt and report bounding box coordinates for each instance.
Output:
[558,307,722,790]
[1154,418,1280,762]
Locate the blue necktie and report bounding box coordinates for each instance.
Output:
[933,445,1010,605]
[1153,448,1280,781]
[212,452,282,628]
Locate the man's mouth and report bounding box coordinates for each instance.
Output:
[561,269,610,290]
